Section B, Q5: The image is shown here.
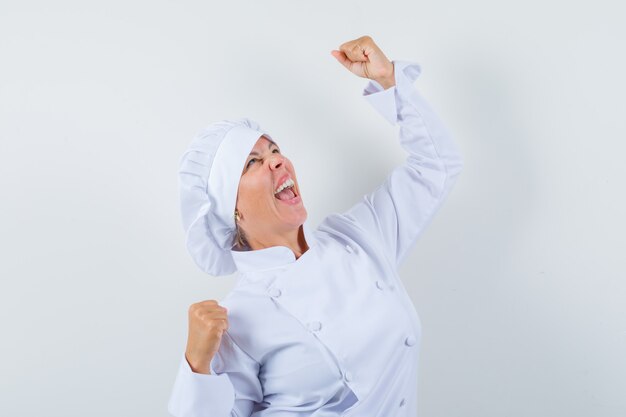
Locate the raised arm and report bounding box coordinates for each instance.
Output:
[332,37,464,269]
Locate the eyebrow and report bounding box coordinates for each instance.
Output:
[248,140,277,157]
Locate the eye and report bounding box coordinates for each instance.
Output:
[245,149,280,170]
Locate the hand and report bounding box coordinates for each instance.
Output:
[185,300,229,374]
[331,35,395,88]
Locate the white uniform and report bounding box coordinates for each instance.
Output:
[168,59,464,417]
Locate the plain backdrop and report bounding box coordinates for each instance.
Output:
[1,1,625,416]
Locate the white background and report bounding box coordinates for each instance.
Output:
[1,1,624,416]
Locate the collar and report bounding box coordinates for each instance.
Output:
[230,220,319,273]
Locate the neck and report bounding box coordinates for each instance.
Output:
[248,224,309,259]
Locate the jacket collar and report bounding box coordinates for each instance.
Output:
[230,220,319,273]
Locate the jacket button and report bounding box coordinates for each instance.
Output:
[343,370,353,382]
[375,280,384,290]
[308,321,322,331]
[345,244,353,253]
[405,335,416,346]
[399,398,406,407]
[268,288,282,298]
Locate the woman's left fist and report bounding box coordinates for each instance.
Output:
[331,35,395,88]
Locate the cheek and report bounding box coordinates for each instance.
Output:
[238,178,270,207]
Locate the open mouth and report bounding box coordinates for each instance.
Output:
[275,187,297,201]
[274,179,300,204]
[275,192,301,205]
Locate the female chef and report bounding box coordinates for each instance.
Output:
[168,35,464,417]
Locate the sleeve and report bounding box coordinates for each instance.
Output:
[167,331,264,417]
[341,59,464,269]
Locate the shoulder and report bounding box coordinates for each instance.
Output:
[317,212,387,262]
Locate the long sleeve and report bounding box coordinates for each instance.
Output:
[342,59,464,269]
[167,331,263,417]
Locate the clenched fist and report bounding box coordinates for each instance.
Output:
[331,35,396,89]
[185,300,229,374]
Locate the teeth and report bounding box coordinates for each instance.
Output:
[274,178,295,194]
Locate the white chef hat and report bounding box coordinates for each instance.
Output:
[178,117,275,276]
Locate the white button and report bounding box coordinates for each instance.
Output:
[344,370,353,382]
[345,244,353,253]
[375,280,384,290]
[399,398,406,407]
[405,335,416,346]
[268,288,282,298]
[308,321,322,331]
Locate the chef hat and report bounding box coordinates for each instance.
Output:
[178,117,275,276]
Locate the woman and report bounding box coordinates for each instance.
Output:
[168,35,464,417]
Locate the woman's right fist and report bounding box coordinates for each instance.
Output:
[185,300,229,374]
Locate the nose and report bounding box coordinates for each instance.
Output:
[269,154,283,170]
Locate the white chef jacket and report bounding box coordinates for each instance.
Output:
[168,59,464,417]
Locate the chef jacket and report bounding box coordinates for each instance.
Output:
[168,59,464,417]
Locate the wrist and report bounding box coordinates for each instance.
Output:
[374,62,395,90]
[185,351,212,374]
[375,75,396,90]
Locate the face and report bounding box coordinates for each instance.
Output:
[235,135,307,240]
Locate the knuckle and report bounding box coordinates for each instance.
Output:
[196,308,210,320]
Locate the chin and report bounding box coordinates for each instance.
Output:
[283,207,307,229]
